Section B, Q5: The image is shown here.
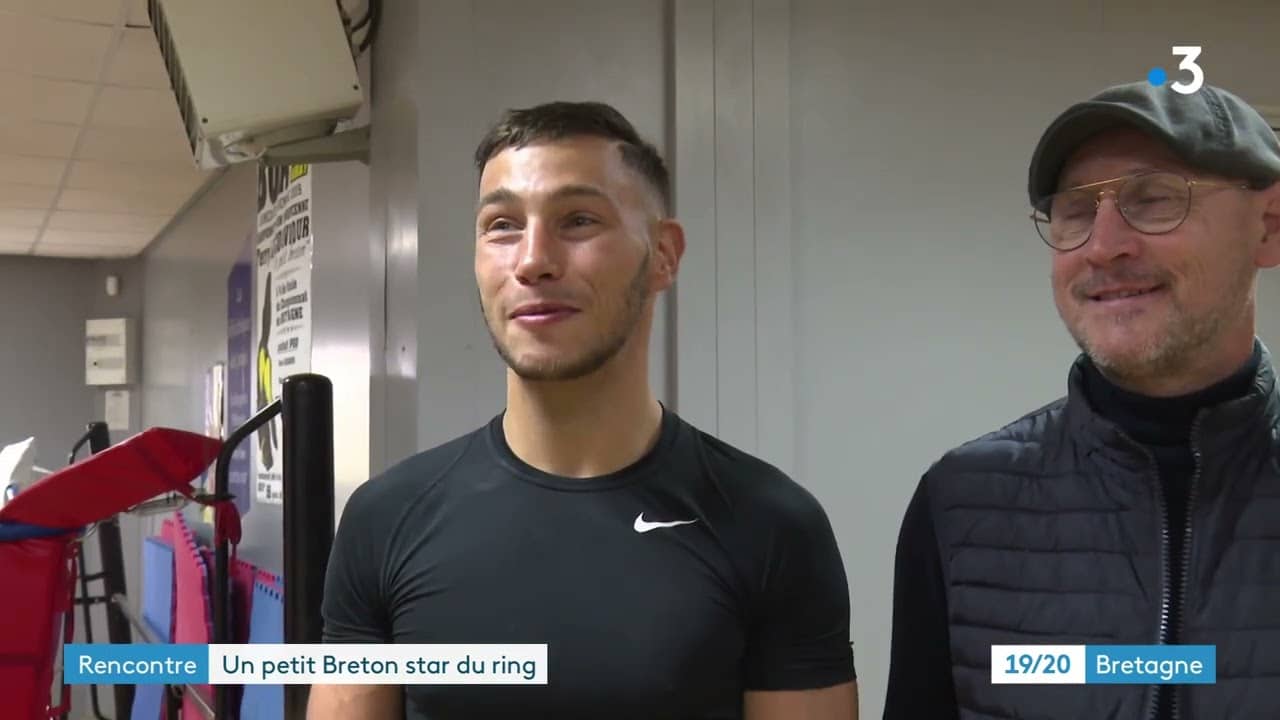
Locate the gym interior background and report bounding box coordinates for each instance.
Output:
[2,1,1279,717]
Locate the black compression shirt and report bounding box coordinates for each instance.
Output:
[321,406,856,719]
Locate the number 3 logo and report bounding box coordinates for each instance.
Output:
[1171,46,1203,95]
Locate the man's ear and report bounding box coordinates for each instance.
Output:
[1255,182,1280,269]
[650,219,686,292]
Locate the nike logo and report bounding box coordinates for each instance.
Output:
[633,512,698,533]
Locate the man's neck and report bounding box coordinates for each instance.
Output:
[503,354,663,479]
[1100,332,1257,398]
[1083,341,1261,446]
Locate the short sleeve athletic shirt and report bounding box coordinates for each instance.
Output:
[321,406,856,719]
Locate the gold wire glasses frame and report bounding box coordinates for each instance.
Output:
[1030,171,1254,251]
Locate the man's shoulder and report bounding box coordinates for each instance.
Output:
[680,418,832,527]
[343,423,489,520]
[927,395,1072,481]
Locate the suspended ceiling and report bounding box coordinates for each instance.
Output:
[3,3,1264,261]
[0,0,215,259]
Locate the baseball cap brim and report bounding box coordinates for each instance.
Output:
[1028,82,1280,211]
[1027,103,1180,210]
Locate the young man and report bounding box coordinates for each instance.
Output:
[884,82,1280,719]
[309,101,858,719]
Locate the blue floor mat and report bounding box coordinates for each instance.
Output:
[239,580,284,719]
[129,684,165,720]
[140,536,174,642]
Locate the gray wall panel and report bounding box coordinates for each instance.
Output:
[673,0,718,432]
[310,159,373,522]
[371,0,420,477]
[0,257,95,469]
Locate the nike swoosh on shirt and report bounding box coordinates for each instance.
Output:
[633,512,698,533]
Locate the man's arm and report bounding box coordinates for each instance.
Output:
[740,478,858,719]
[307,481,399,719]
[307,685,402,720]
[883,480,959,719]
[744,681,858,719]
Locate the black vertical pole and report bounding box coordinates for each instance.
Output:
[84,421,110,454]
[282,374,334,720]
[213,398,282,720]
[87,422,136,719]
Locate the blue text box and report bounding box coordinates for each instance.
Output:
[64,643,208,685]
[1086,645,1215,684]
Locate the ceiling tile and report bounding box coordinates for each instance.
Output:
[0,182,55,208]
[32,242,139,258]
[48,210,166,233]
[0,72,95,124]
[41,228,151,246]
[0,208,46,227]
[0,241,34,255]
[90,85,182,130]
[127,0,150,27]
[0,120,79,157]
[57,0,121,25]
[0,0,121,25]
[340,0,369,20]
[76,125,194,168]
[67,159,205,196]
[0,15,114,82]
[58,187,187,214]
[0,226,38,244]
[0,154,66,185]
[105,27,168,89]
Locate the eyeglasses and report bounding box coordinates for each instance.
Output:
[1030,171,1253,251]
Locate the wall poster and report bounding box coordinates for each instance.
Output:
[252,163,313,505]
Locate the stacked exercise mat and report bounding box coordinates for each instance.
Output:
[132,512,284,719]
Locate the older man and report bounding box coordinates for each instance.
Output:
[885,82,1280,719]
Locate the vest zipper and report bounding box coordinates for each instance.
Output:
[1142,410,1204,720]
[1170,411,1205,720]
[1146,457,1170,720]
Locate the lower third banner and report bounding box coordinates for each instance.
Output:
[64,643,548,685]
[990,645,1215,685]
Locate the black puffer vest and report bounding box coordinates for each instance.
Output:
[925,347,1280,719]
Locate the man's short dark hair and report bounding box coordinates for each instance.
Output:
[473,101,672,214]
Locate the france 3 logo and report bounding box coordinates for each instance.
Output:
[1147,46,1203,95]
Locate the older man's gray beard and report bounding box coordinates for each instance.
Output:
[1066,258,1255,386]
[482,249,651,382]
[1071,309,1217,382]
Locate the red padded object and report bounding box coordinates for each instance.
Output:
[0,535,78,720]
[0,428,223,720]
[0,428,222,528]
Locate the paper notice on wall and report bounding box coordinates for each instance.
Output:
[252,163,313,505]
[104,389,130,430]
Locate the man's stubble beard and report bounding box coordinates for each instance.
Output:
[483,248,652,382]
